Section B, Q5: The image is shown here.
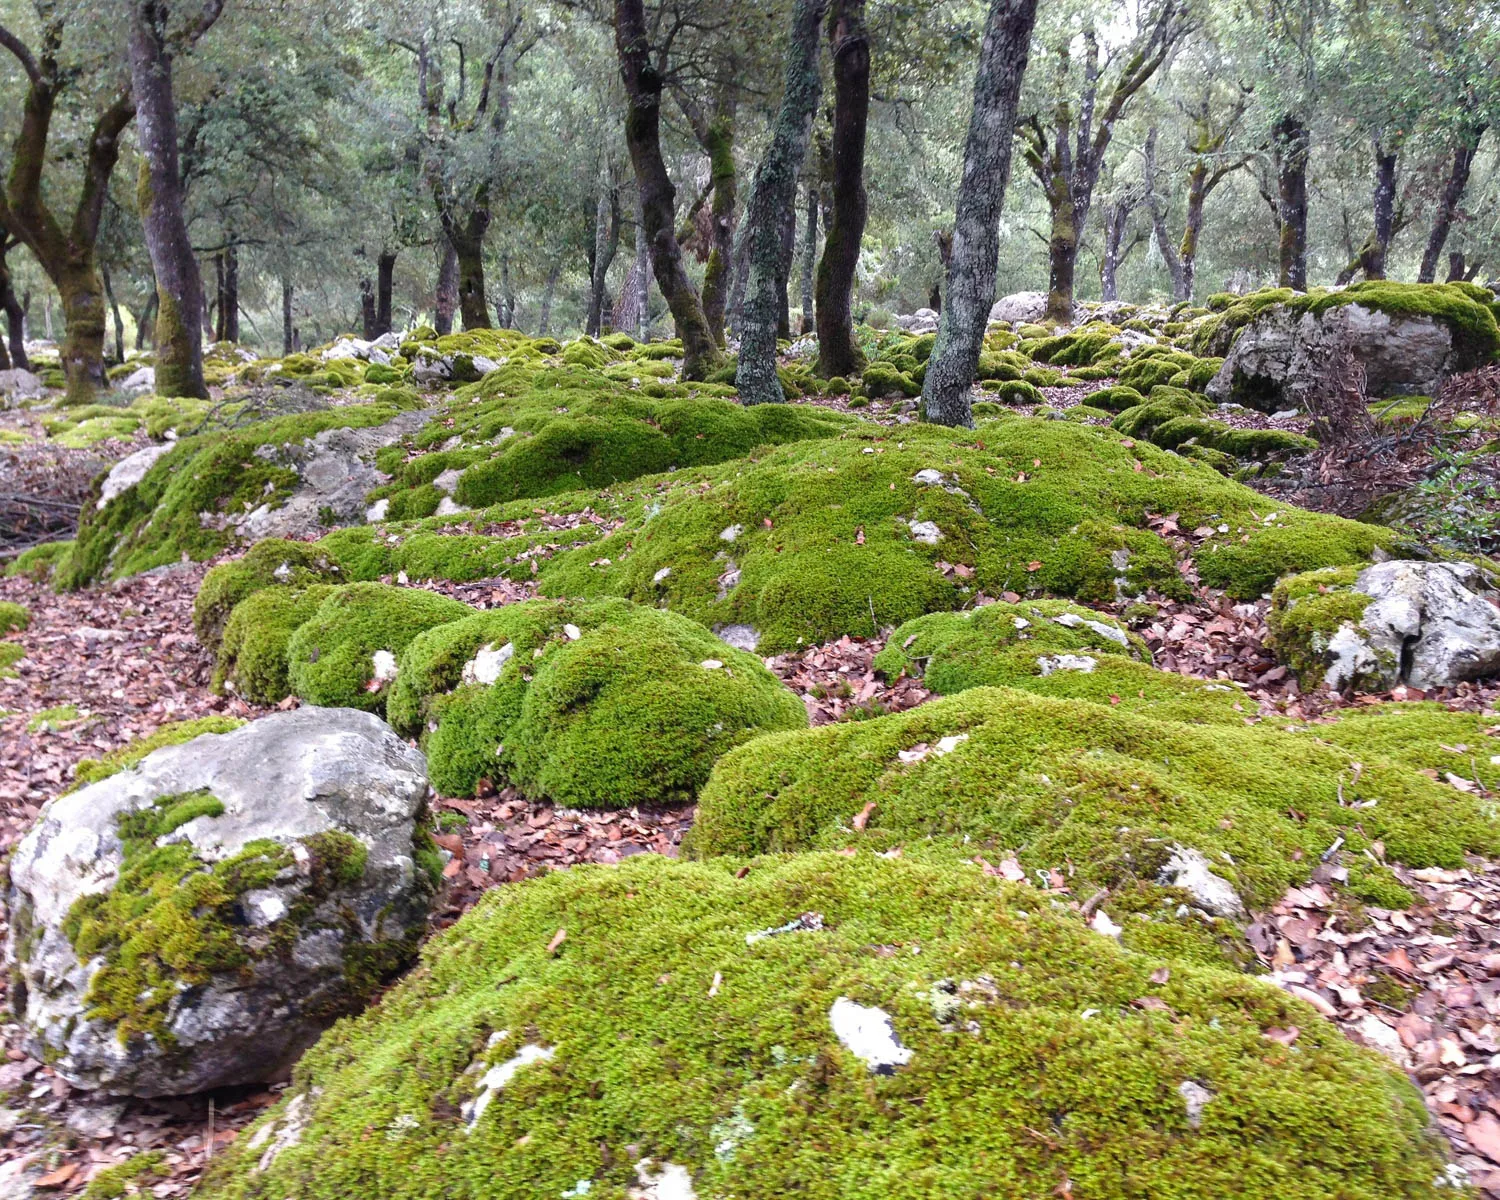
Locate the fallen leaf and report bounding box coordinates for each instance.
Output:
[546,928,567,955]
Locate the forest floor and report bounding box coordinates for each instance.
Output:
[4,401,1500,1195]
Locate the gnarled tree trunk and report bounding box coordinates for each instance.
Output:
[734,0,828,407]
[815,0,869,377]
[434,242,457,334]
[0,231,26,370]
[1419,127,1485,284]
[615,0,721,377]
[921,0,1039,427]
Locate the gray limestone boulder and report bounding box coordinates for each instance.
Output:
[0,368,43,401]
[5,707,436,1097]
[988,291,1048,326]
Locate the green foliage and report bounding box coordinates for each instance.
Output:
[285,583,472,711]
[0,601,30,634]
[5,539,73,583]
[196,852,1450,1200]
[389,598,806,804]
[69,717,247,792]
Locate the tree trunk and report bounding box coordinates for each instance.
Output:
[614,0,721,378]
[921,0,1040,427]
[1419,128,1484,284]
[128,0,210,398]
[0,239,27,370]
[497,251,515,329]
[435,242,458,334]
[360,278,377,340]
[281,278,294,356]
[101,261,124,365]
[735,0,828,407]
[587,175,621,336]
[224,245,239,342]
[212,253,225,342]
[59,266,108,402]
[1045,203,1079,322]
[700,106,736,346]
[452,219,490,330]
[1364,143,1397,281]
[1178,161,1207,300]
[798,179,818,334]
[776,190,797,340]
[1274,113,1309,291]
[538,260,560,335]
[134,290,157,351]
[376,250,397,335]
[1099,201,1128,302]
[815,0,870,377]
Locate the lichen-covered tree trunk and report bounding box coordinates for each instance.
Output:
[222,245,239,342]
[1274,113,1309,292]
[586,175,621,337]
[375,250,397,336]
[360,278,377,340]
[101,261,125,365]
[1044,200,1080,323]
[798,179,818,334]
[1178,162,1208,300]
[614,0,721,379]
[128,0,209,398]
[1418,128,1484,284]
[281,279,294,356]
[921,0,1039,428]
[1099,200,1130,301]
[815,0,870,378]
[735,0,828,407]
[135,289,156,351]
[449,214,491,330]
[695,96,738,347]
[58,263,108,400]
[434,243,458,335]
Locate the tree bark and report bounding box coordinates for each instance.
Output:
[814,0,870,377]
[537,260,560,334]
[101,261,124,364]
[134,290,157,351]
[798,179,818,334]
[700,104,736,345]
[450,216,491,330]
[921,0,1039,427]
[128,0,214,398]
[435,241,458,334]
[0,233,27,370]
[376,249,397,335]
[735,0,828,407]
[281,278,294,356]
[1419,127,1485,284]
[1274,112,1309,291]
[360,277,377,340]
[614,0,721,377]
[1099,199,1131,301]
[222,244,239,342]
[586,172,621,336]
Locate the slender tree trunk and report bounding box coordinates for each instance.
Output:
[212,253,225,342]
[222,244,239,342]
[376,250,397,335]
[496,251,514,328]
[1178,162,1207,300]
[1274,113,1309,291]
[128,0,211,397]
[815,0,870,377]
[614,0,721,377]
[1045,202,1079,322]
[922,0,1040,427]
[0,240,27,370]
[134,290,157,351]
[735,0,828,406]
[775,191,797,339]
[587,175,621,336]
[281,278,294,356]
[100,262,124,364]
[360,278,376,340]
[435,242,458,334]
[798,179,818,334]
[700,107,737,346]
[1419,128,1484,284]
[538,260,560,335]
[1099,201,1129,301]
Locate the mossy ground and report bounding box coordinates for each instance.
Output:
[215,584,339,702]
[388,598,806,805]
[195,852,1451,1200]
[193,540,347,652]
[689,686,1500,914]
[873,601,1249,725]
[0,600,31,633]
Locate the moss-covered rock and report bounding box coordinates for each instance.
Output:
[285,583,472,711]
[873,601,1247,725]
[4,539,73,583]
[690,686,1500,914]
[197,851,1452,1200]
[1080,384,1146,412]
[69,717,247,792]
[1266,566,1381,690]
[216,584,340,703]
[0,600,30,634]
[388,598,806,804]
[979,378,1043,405]
[193,540,346,652]
[1111,392,1212,439]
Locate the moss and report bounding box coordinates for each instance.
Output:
[1167,357,1225,390]
[861,362,920,397]
[1023,366,1063,388]
[1111,393,1212,439]
[0,600,29,633]
[27,703,81,732]
[389,598,806,804]
[1118,352,1200,393]
[193,540,346,652]
[1081,385,1146,413]
[285,583,472,712]
[69,716,247,791]
[1309,702,1500,776]
[690,686,1499,912]
[197,852,1450,1200]
[216,585,339,702]
[1060,405,1115,423]
[980,379,1042,405]
[872,601,1248,725]
[0,641,23,677]
[1266,567,1379,689]
[80,1151,168,1199]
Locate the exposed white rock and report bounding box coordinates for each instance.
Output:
[118,365,156,394]
[1156,846,1244,918]
[1050,611,1129,646]
[1178,1080,1214,1129]
[464,1044,555,1129]
[829,997,913,1073]
[365,497,390,522]
[1090,910,1122,938]
[97,443,175,510]
[988,291,1048,325]
[719,524,743,543]
[907,519,943,545]
[563,623,582,641]
[1037,654,1097,675]
[912,468,946,486]
[629,1160,697,1200]
[462,642,514,686]
[715,624,760,652]
[653,567,672,584]
[371,650,399,684]
[935,733,969,756]
[0,367,43,399]
[700,659,724,670]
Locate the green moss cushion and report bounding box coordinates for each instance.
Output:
[690,686,1500,912]
[0,601,30,635]
[873,601,1247,725]
[216,585,339,703]
[388,598,806,804]
[195,852,1451,1200]
[193,540,346,652]
[285,583,473,712]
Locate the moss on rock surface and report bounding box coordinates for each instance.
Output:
[69,716,247,791]
[286,583,472,711]
[216,584,339,702]
[196,852,1451,1200]
[389,598,806,804]
[0,600,30,634]
[193,540,346,652]
[1265,566,1379,690]
[873,601,1247,725]
[689,686,1499,911]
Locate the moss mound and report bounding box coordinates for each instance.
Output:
[193,540,346,652]
[0,600,30,634]
[69,717,247,792]
[1265,566,1377,690]
[216,584,339,703]
[285,584,472,711]
[689,686,1500,911]
[527,420,1391,649]
[873,601,1247,725]
[4,539,73,583]
[196,852,1449,1200]
[388,598,806,804]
